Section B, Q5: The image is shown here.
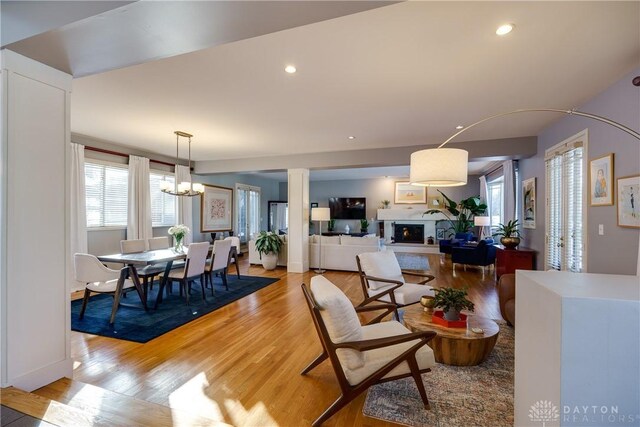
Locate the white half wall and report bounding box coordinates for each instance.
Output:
[0,50,72,390]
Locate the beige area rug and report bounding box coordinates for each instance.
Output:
[363,321,514,427]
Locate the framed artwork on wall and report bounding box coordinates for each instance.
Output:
[394,181,427,204]
[200,184,233,232]
[617,175,640,228]
[589,153,614,206]
[522,177,536,229]
[427,194,445,210]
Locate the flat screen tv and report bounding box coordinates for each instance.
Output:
[328,197,366,220]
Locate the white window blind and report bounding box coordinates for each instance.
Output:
[236,184,261,243]
[149,172,176,226]
[545,141,584,272]
[85,161,128,228]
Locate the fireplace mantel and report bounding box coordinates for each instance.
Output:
[377,209,448,222]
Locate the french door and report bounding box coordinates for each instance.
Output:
[545,130,587,272]
[236,184,261,244]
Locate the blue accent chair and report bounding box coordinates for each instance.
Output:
[451,238,497,278]
[439,232,475,254]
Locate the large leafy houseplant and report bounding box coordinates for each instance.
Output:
[423,190,487,236]
[254,231,283,257]
[433,287,475,321]
[255,231,284,270]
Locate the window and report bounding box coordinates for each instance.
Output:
[149,171,176,226]
[236,184,261,243]
[85,161,128,228]
[545,131,586,272]
[488,177,504,232]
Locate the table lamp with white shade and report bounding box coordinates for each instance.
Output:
[474,216,491,241]
[311,207,331,274]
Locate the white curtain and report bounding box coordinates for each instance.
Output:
[127,155,153,242]
[70,143,88,292]
[479,175,488,211]
[175,165,193,244]
[503,160,516,223]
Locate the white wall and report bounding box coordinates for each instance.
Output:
[0,50,73,390]
[302,175,481,234]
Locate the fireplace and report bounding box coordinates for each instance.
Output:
[394,224,424,244]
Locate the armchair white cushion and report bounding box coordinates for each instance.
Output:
[309,275,435,386]
[311,276,365,370]
[345,321,436,386]
[358,250,435,305]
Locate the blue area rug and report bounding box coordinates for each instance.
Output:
[71,275,280,343]
[395,252,431,271]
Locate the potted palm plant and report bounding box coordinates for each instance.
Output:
[360,219,370,233]
[493,219,522,249]
[433,287,475,321]
[423,190,487,236]
[254,231,283,270]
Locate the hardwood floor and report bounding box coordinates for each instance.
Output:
[34,253,501,426]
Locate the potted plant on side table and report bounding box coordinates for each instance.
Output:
[493,219,522,249]
[255,231,283,270]
[433,287,475,321]
[360,219,369,233]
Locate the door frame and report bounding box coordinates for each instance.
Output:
[544,129,589,271]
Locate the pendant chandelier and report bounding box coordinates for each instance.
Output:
[159,131,205,197]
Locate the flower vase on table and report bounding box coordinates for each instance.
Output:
[168,224,190,253]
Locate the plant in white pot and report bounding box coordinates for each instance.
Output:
[432,287,475,321]
[255,231,283,270]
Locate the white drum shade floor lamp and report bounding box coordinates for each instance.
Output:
[311,207,331,274]
[474,216,491,241]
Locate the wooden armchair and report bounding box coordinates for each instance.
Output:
[301,276,436,426]
[356,250,436,319]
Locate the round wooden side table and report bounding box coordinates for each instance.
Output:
[402,304,500,366]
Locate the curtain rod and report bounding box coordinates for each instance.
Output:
[85,146,178,168]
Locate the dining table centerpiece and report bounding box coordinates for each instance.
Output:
[168,224,190,252]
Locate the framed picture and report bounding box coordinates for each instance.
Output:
[200,184,233,232]
[617,175,640,228]
[310,202,318,209]
[522,177,536,229]
[589,153,614,206]
[427,194,445,210]
[394,181,427,204]
[436,228,445,240]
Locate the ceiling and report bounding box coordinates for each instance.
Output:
[248,161,499,182]
[8,1,640,164]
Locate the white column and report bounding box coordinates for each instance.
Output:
[287,168,309,273]
[0,50,73,390]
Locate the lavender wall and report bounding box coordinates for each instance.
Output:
[519,68,640,274]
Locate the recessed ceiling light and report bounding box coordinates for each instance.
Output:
[496,24,515,36]
[456,125,464,130]
[284,65,297,74]
[347,136,356,140]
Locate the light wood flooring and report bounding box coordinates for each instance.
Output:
[8,254,502,426]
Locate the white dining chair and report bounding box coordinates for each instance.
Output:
[224,236,241,279]
[148,236,171,250]
[120,239,164,296]
[161,242,210,305]
[206,239,232,292]
[74,253,135,324]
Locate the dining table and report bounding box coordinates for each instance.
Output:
[97,248,188,309]
[97,243,237,310]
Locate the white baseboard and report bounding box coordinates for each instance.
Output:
[6,358,72,392]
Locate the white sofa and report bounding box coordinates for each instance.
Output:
[248,234,382,271]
